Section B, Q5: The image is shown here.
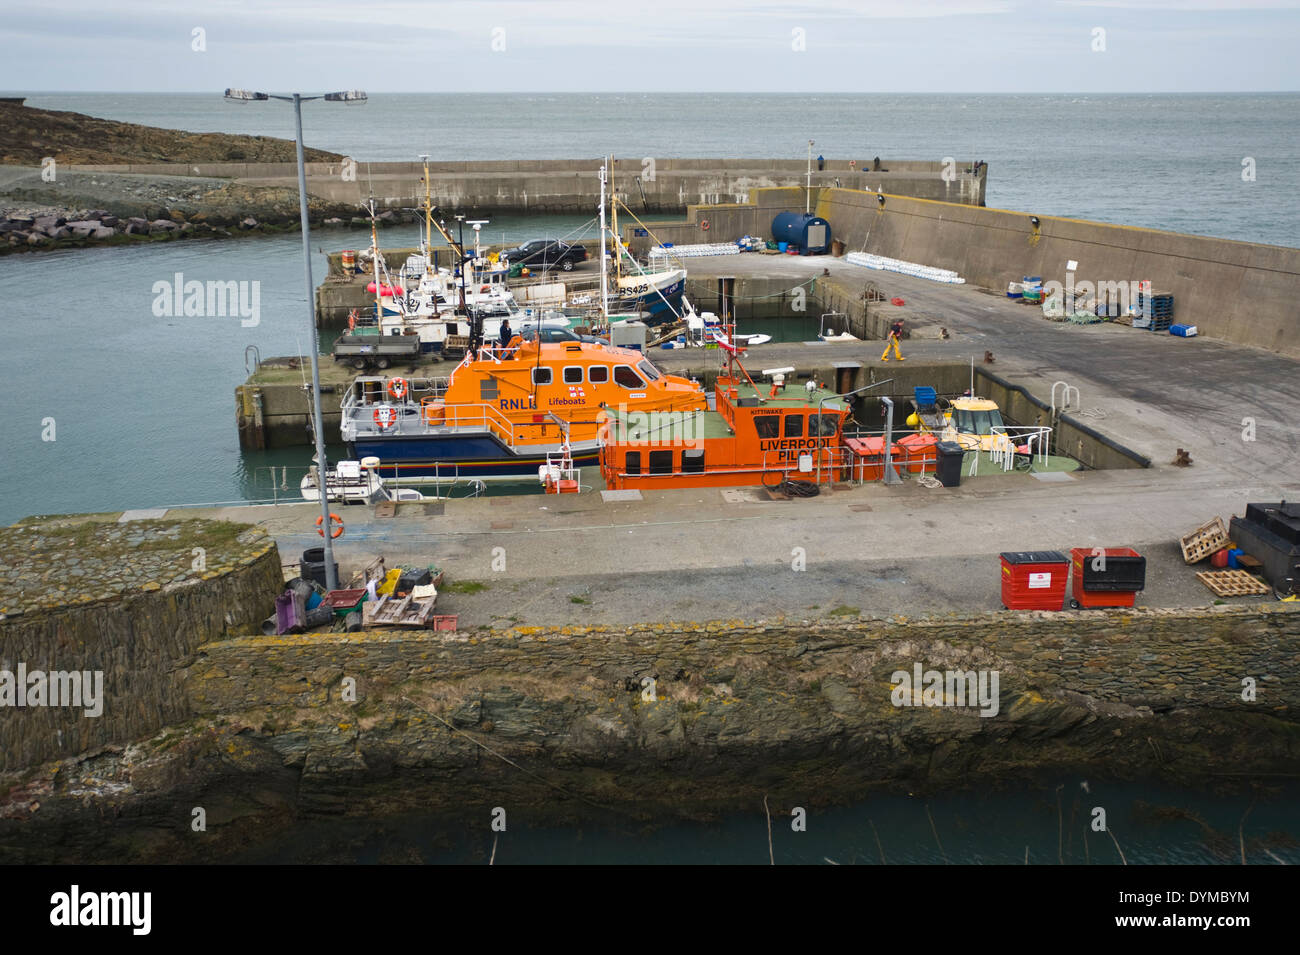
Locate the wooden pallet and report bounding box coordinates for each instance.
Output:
[1180,516,1228,564]
[1195,570,1270,597]
[361,592,437,627]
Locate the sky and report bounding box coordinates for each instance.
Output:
[1,0,1298,92]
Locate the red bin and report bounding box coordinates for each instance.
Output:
[1000,551,1070,610]
[1069,547,1143,608]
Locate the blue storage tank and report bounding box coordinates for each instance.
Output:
[771,212,832,254]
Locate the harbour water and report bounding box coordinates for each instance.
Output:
[3,93,1299,864]
[232,778,1300,865]
[15,92,1300,247]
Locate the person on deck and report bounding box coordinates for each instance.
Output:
[881,318,905,362]
[498,318,512,350]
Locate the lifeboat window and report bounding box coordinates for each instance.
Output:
[589,365,609,384]
[811,414,840,436]
[563,366,583,384]
[784,415,805,438]
[479,379,498,400]
[682,449,704,474]
[626,451,641,475]
[636,359,662,382]
[614,365,645,389]
[753,415,780,439]
[648,450,674,474]
[532,367,553,386]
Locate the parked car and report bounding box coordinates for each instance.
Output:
[517,323,608,345]
[500,240,588,272]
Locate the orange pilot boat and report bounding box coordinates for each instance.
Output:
[599,334,856,491]
[341,338,707,479]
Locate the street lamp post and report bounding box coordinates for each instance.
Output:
[224,87,367,592]
[806,139,815,214]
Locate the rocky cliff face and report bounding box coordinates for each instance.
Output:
[0,102,343,166]
[3,605,1296,863]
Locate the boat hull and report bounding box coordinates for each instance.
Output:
[351,431,600,478]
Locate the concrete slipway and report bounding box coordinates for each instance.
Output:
[191,252,1300,627]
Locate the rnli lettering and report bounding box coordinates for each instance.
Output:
[499,398,537,411]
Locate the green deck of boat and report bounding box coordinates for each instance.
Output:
[604,379,847,443]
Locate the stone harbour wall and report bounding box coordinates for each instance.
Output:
[0,519,284,772]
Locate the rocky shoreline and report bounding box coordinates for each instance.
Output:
[0,197,422,255]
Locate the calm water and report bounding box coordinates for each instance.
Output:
[3,93,1298,862]
[13,92,1300,247]
[233,778,1300,865]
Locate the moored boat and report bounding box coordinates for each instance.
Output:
[340,338,707,479]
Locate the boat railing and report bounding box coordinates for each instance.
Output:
[990,425,1051,470]
[759,444,855,484]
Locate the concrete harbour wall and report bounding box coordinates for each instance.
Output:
[638,187,1300,357]
[70,159,986,214]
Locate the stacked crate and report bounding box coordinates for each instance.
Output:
[1137,289,1175,332]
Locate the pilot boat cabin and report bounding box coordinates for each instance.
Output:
[599,373,852,490]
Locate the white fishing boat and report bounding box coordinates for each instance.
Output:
[301,457,429,505]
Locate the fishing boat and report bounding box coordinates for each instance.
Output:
[339,339,707,479]
[300,457,429,504]
[599,336,853,490]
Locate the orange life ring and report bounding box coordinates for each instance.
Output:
[316,513,344,539]
[480,284,490,293]
[700,219,710,231]
[387,377,409,400]
[373,404,398,430]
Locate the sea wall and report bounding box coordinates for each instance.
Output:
[69,159,986,213]
[6,604,1297,861]
[0,519,283,772]
[182,605,1298,804]
[639,187,1300,358]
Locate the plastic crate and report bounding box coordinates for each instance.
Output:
[427,614,459,631]
[1170,324,1197,337]
[1071,548,1144,595]
[323,588,367,616]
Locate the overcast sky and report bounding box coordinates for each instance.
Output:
[2,0,1298,92]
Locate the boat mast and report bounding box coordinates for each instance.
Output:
[420,154,433,276]
[610,155,621,284]
[598,159,609,324]
[369,200,382,322]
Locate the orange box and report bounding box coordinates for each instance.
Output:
[896,433,938,474]
[846,436,901,482]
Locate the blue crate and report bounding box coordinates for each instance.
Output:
[914,385,937,410]
[1170,323,1198,337]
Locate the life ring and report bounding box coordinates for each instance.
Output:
[316,513,344,539]
[387,377,409,400]
[700,219,710,231]
[480,284,491,293]
[373,404,398,430]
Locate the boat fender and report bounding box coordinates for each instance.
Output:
[316,513,345,539]
[387,377,409,400]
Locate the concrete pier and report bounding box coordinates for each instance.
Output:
[72,157,987,214]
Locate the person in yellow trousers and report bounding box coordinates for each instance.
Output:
[881,317,905,361]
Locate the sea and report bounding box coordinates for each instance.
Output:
[1,93,1298,863]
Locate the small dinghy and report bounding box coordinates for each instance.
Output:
[301,456,427,505]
